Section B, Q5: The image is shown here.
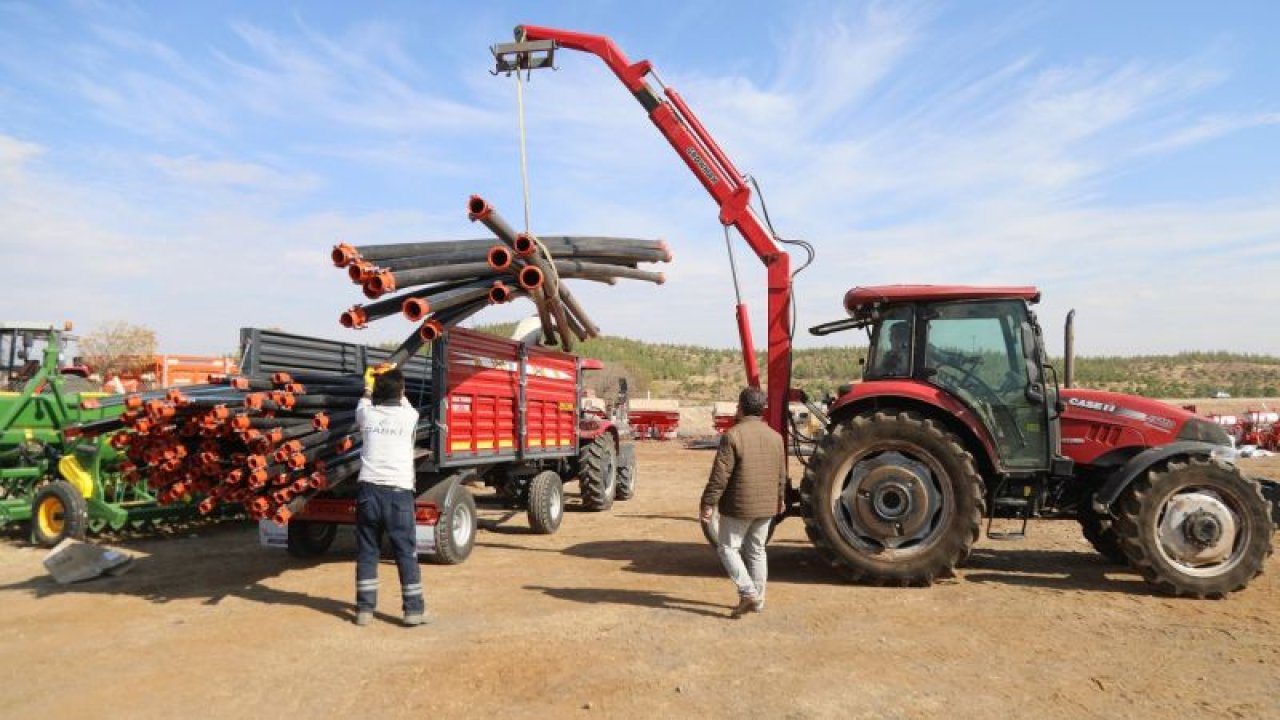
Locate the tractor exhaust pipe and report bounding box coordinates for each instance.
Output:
[1064,309,1076,389]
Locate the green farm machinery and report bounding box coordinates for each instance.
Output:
[0,322,212,546]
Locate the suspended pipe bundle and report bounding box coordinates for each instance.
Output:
[331,194,669,354]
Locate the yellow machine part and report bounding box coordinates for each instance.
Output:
[57,455,94,498]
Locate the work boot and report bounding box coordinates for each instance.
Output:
[403,612,430,627]
[729,594,759,618]
[354,610,373,627]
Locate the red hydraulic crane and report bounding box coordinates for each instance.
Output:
[493,25,797,440]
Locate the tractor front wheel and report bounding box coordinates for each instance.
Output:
[30,481,88,547]
[800,410,984,586]
[1113,457,1273,598]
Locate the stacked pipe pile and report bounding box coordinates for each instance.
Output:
[330,195,670,354]
[78,371,430,525]
[81,377,350,524]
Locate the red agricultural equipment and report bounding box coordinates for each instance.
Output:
[490,25,1277,597]
[627,399,681,440]
[1238,410,1280,451]
[711,402,737,434]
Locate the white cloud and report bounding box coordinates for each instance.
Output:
[149,155,322,194]
[215,20,501,135]
[0,135,43,169]
[1138,111,1280,155]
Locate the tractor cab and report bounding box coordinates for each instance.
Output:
[0,321,84,391]
[860,283,1049,474]
[819,286,1060,476]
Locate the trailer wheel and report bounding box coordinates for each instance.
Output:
[528,470,564,534]
[800,410,984,586]
[30,481,88,547]
[427,488,476,565]
[578,435,617,511]
[1113,457,1273,598]
[615,445,637,501]
[286,520,338,558]
[1077,505,1127,564]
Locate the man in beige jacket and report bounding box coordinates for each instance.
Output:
[700,387,787,617]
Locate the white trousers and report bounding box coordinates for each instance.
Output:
[716,514,771,602]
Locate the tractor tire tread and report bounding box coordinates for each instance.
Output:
[799,410,983,587]
[427,489,476,565]
[1113,457,1273,598]
[578,435,617,512]
[528,470,564,535]
[30,480,88,547]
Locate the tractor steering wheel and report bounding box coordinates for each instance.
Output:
[932,356,1028,449]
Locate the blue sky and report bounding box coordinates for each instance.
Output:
[1,1,1277,357]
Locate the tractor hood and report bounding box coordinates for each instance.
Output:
[1059,388,1233,464]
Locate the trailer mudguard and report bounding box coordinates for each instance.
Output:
[418,467,480,505]
[1091,440,1222,513]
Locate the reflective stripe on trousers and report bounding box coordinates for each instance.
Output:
[355,482,425,613]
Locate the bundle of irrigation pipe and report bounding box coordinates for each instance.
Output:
[331,195,669,356]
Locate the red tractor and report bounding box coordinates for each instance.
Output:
[491,25,1276,597]
[806,287,1272,596]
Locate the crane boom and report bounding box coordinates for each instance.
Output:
[496,24,795,438]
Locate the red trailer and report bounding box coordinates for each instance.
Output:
[247,326,635,563]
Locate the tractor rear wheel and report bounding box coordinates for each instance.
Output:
[578,435,617,512]
[30,481,88,547]
[527,471,564,535]
[1113,457,1273,598]
[1078,505,1127,564]
[800,410,984,586]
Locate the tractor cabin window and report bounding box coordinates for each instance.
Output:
[865,306,914,379]
[922,300,1049,471]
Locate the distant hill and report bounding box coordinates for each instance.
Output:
[469,323,1280,403]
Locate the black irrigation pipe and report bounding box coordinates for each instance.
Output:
[342,276,499,328]
[467,194,565,347]
[553,260,666,284]
[366,261,501,297]
[334,238,498,265]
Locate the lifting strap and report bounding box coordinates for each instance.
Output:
[512,70,564,339]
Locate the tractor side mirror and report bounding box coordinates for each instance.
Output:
[1025,376,1045,405]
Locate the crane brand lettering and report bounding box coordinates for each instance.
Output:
[685,147,718,185]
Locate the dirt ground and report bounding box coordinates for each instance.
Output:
[1,445,1278,719]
